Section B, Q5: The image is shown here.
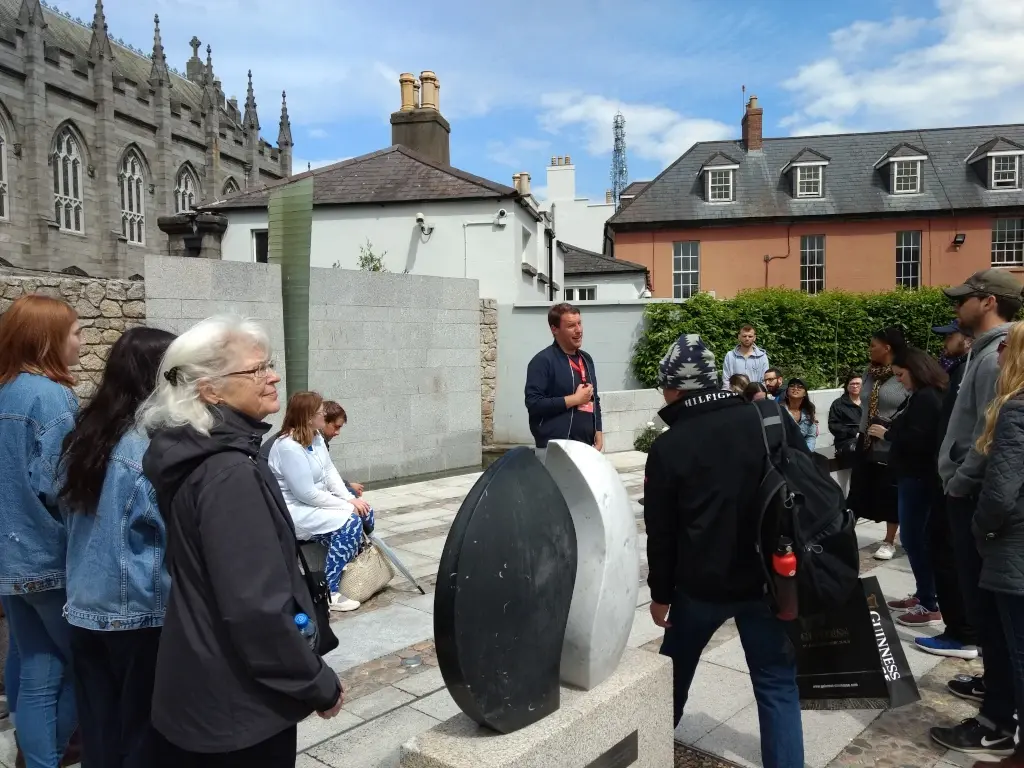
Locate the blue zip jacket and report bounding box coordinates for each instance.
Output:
[525,341,602,448]
[64,430,170,630]
[0,372,78,595]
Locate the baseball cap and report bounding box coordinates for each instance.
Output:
[943,269,1024,301]
[931,319,963,335]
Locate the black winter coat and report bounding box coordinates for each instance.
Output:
[884,386,945,480]
[975,397,1024,596]
[643,391,810,605]
[828,394,862,464]
[143,405,340,753]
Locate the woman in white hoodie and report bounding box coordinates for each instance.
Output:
[268,391,372,612]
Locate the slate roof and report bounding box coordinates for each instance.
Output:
[204,145,519,210]
[609,123,1024,229]
[559,242,647,276]
[967,137,1024,163]
[620,181,649,198]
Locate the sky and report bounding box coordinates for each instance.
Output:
[53,0,1024,202]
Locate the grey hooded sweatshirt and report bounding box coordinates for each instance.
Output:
[938,322,1012,499]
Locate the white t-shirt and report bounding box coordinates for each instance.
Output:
[268,433,355,539]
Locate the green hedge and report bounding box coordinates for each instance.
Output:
[631,288,956,390]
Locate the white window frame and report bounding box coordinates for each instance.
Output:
[992,218,1024,267]
[252,229,269,263]
[795,165,823,198]
[896,230,922,288]
[672,241,700,299]
[991,155,1020,190]
[800,235,825,294]
[0,121,8,222]
[174,166,199,213]
[564,286,596,302]
[706,168,734,202]
[119,150,146,246]
[892,160,922,195]
[52,128,85,234]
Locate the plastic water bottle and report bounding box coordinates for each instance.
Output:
[771,537,799,621]
[294,612,316,641]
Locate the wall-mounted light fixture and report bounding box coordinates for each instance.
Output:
[953,233,967,248]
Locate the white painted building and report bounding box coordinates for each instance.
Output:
[559,242,649,302]
[538,155,615,255]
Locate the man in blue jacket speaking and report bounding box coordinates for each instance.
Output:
[525,303,603,454]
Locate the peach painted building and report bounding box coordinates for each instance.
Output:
[607,97,1024,298]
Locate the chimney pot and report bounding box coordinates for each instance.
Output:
[413,79,421,108]
[557,156,563,165]
[520,172,531,195]
[398,73,416,111]
[605,189,613,204]
[742,94,764,151]
[420,70,438,111]
[550,156,557,167]
[565,154,571,165]
[512,172,521,192]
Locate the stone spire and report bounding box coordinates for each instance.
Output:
[243,70,260,132]
[148,14,170,86]
[17,0,45,27]
[88,0,113,61]
[277,91,292,146]
[205,44,214,86]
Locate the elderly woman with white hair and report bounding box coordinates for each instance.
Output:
[138,315,343,768]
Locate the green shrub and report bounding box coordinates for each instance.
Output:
[633,422,662,453]
[631,288,956,390]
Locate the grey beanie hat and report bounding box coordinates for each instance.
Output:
[657,333,720,392]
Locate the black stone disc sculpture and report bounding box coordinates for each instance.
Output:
[434,447,578,734]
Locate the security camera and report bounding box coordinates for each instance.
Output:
[496,208,508,219]
[415,212,426,224]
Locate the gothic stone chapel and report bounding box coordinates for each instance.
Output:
[0,0,294,277]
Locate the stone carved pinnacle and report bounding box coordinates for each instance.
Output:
[189,36,201,59]
[278,90,292,146]
[87,0,112,61]
[18,0,46,28]
[243,69,259,132]
[149,14,170,86]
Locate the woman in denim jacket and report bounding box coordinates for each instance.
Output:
[60,327,175,767]
[0,295,82,768]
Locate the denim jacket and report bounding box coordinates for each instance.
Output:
[64,431,169,630]
[0,373,78,595]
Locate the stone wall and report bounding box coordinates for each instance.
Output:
[0,272,146,400]
[480,298,497,448]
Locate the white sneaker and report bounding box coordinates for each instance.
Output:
[329,593,360,612]
[874,541,896,560]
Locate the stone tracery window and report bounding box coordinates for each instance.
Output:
[0,120,8,221]
[52,127,84,233]
[223,177,240,195]
[175,166,199,213]
[119,149,146,245]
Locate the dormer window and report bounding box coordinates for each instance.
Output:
[796,166,822,197]
[782,149,829,199]
[992,155,1020,189]
[893,160,921,194]
[966,138,1024,191]
[699,152,740,204]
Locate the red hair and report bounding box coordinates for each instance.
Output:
[0,294,78,386]
[281,391,324,447]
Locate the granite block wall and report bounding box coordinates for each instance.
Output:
[307,267,482,482]
[0,271,145,401]
[480,298,497,448]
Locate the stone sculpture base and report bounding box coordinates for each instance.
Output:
[400,650,673,768]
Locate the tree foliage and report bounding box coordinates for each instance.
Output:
[631,288,957,390]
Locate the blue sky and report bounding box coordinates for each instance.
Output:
[58,0,1024,201]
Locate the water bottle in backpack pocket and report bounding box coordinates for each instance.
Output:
[295,612,318,650]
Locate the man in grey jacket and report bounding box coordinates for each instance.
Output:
[930,269,1023,759]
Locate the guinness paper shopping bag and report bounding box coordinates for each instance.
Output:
[791,576,920,710]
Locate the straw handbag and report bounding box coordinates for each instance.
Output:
[339,536,395,603]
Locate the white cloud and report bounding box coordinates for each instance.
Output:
[538,92,732,168]
[293,157,351,172]
[783,0,1024,133]
[307,128,329,140]
[486,138,551,168]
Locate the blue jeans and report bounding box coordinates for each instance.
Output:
[5,590,77,768]
[660,593,804,768]
[897,477,937,611]
[1,595,19,720]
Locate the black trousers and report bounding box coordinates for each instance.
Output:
[929,491,977,644]
[69,626,162,768]
[154,725,297,768]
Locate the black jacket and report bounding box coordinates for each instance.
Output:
[143,406,340,752]
[525,341,602,448]
[643,391,810,605]
[828,394,863,457]
[976,398,1024,595]
[937,358,966,461]
[884,386,944,480]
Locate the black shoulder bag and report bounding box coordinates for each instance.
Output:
[296,544,340,656]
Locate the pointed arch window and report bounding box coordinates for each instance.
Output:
[174,166,198,213]
[119,149,146,245]
[0,120,8,222]
[52,128,84,233]
[223,177,240,196]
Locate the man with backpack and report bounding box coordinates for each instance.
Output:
[644,334,822,768]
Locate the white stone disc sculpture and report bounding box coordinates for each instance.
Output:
[543,439,640,690]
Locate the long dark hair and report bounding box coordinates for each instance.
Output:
[783,378,816,420]
[892,346,949,393]
[60,326,176,514]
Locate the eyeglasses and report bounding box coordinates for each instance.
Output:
[224,359,276,381]
[955,293,989,307]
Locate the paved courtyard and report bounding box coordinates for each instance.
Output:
[0,451,992,767]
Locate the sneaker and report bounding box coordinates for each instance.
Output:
[329,593,360,613]
[874,541,896,560]
[930,718,1015,756]
[915,635,980,660]
[887,595,920,611]
[896,604,943,628]
[948,675,986,704]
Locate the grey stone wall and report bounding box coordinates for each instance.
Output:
[307,267,482,483]
[480,298,497,447]
[0,271,145,400]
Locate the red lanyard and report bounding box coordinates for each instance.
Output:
[568,355,586,384]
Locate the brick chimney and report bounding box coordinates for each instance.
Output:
[742,95,763,151]
[390,70,451,165]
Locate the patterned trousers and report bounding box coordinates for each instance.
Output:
[313,506,375,594]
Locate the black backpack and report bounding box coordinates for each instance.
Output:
[753,399,859,618]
